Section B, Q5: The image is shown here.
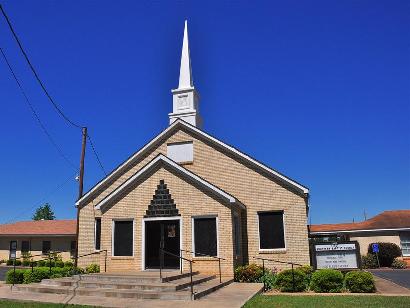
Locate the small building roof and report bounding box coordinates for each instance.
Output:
[0,219,76,236]
[310,210,410,234]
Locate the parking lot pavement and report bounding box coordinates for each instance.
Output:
[0,267,9,281]
[370,269,410,289]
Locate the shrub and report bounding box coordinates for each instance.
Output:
[367,242,402,267]
[37,260,46,267]
[6,259,14,266]
[50,273,63,279]
[344,271,376,293]
[22,260,30,266]
[14,260,22,266]
[21,252,32,262]
[259,271,276,290]
[391,258,407,269]
[64,261,74,268]
[299,265,314,285]
[310,269,344,293]
[86,263,100,274]
[234,264,264,282]
[55,261,65,268]
[23,268,51,284]
[6,269,25,284]
[44,260,55,268]
[0,259,5,264]
[275,269,307,292]
[362,254,378,269]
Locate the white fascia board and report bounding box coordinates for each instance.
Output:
[95,154,239,210]
[77,119,308,206]
[310,227,410,235]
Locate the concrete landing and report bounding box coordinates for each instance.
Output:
[0,282,263,307]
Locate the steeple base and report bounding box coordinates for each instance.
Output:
[169,111,202,128]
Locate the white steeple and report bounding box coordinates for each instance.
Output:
[169,21,202,127]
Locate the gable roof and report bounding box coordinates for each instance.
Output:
[0,219,76,236]
[93,154,242,210]
[310,210,410,234]
[77,119,308,207]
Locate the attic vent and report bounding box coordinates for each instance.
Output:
[167,141,193,163]
[145,180,179,217]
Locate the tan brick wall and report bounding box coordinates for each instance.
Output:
[0,237,75,261]
[78,126,310,273]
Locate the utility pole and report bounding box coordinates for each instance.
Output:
[74,127,87,268]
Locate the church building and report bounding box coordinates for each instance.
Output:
[76,21,310,276]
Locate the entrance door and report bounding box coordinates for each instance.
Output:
[145,220,180,269]
[9,241,17,260]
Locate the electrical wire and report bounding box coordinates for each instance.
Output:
[87,133,107,176]
[0,47,78,171]
[4,172,77,224]
[0,4,83,129]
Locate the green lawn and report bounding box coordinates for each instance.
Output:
[0,301,90,308]
[244,294,410,308]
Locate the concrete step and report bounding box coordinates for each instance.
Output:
[74,287,191,300]
[41,274,215,292]
[13,284,73,295]
[193,278,234,300]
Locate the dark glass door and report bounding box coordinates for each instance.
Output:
[145,220,180,269]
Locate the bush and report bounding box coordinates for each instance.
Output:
[55,261,65,268]
[275,269,307,292]
[362,254,378,269]
[344,271,376,293]
[37,260,46,267]
[64,261,74,268]
[6,269,25,284]
[86,263,100,274]
[310,269,344,293]
[259,271,276,290]
[44,260,55,268]
[367,242,402,267]
[22,260,30,266]
[6,259,14,266]
[391,258,407,269]
[15,260,22,266]
[234,264,264,282]
[23,268,51,284]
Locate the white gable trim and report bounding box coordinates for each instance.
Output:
[93,154,240,210]
[77,119,308,206]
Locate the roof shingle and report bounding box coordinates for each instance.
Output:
[310,210,410,233]
[0,220,76,236]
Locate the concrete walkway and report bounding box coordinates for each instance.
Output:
[374,275,410,296]
[0,282,263,307]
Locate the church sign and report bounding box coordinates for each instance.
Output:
[311,241,361,270]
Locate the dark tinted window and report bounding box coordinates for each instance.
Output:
[114,221,133,256]
[258,212,285,249]
[95,218,101,250]
[21,241,30,253]
[42,241,51,254]
[194,218,217,257]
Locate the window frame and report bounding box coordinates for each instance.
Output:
[42,240,51,255]
[191,215,219,258]
[257,211,287,252]
[111,219,135,257]
[400,232,410,257]
[21,240,30,253]
[95,218,101,251]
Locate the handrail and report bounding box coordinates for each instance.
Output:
[253,256,303,292]
[180,249,225,283]
[159,248,195,300]
[76,249,108,273]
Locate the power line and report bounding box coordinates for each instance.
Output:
[1,4,108,175]
[4,172,77,224]
[0,4,82,129]
[0,47,78,171]
[87,134,107,176]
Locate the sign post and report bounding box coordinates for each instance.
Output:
[372,243,380,268]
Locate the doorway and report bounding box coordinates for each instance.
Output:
[145,219,180,269]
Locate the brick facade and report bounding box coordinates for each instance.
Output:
[78,125,310,275]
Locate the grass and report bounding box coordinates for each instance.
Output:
[0,301,90,308]
[244,294,410,308]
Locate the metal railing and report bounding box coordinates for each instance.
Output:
[180,249,226,283]
[159,248,195,299]
[253,256,303,292]
[76,249,108,273]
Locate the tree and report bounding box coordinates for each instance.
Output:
[32,203,55,221]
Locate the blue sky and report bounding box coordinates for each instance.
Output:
[0,0,409,224]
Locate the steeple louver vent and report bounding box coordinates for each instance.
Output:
[145,180,179,217]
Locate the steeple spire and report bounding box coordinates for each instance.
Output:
[178,20,193,89]
[169,21,202,128]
